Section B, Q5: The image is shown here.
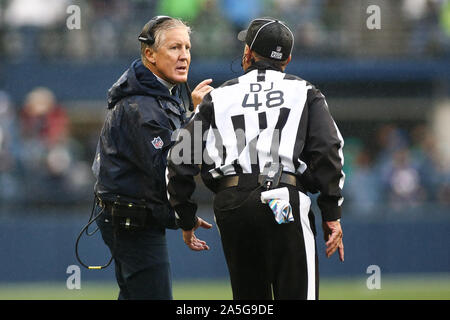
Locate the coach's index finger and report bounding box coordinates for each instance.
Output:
[191,79,214,108]
[195,78,213,88]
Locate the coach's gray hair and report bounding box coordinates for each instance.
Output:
[141,18,191,65]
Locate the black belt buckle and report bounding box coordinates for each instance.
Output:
[111,201,148,230]
[258,162,284,190]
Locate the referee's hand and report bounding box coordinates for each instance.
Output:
[182,217,212,251]
[322,220,344,262]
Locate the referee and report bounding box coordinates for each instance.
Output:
[166,17,345,300]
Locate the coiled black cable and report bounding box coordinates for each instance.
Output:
[75,197,113,270]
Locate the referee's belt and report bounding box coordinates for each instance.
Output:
[217,172,302,191]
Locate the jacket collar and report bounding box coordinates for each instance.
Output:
[244,60,283,74]
[107,59,183,109]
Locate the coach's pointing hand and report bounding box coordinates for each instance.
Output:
[322,220,344,262]
[182,217,212,251]
[191,79,214,110]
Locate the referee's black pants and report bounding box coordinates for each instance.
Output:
[213,183,319,300]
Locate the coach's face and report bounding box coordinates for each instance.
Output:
[147,27,191,84]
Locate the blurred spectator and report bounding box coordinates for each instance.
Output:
[20,87,69,146]
[409,121,450,208]
[321,0,347,56]
[332,124,447,215]
[156,0,205,22]
[337,122,450,214]
[18,87,91,204]
[0,90,22,203]
[219,0,266,31]
[271,0,305,27]
[190,0,235,58]
[88,0,131,59]
[0,0,448,214]
[275,0,326,56]
[3,0,69,59]
[1,0,450,59]
[437,173,450,205]
[386,148,427,209]
[341,136,362,180]
[373,125,409,192]
[343,139,381,216]
[402,0,442,56]
[410,124,440,201]
[4,0,69,28]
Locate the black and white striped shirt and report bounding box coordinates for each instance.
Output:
[166,62,345,230]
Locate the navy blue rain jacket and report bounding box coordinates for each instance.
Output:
[92,59,188,229]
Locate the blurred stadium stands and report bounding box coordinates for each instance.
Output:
[0,0,449,285]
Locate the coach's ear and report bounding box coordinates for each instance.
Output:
[145,47,157,65]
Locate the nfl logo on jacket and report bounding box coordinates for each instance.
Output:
[152,136,164,149]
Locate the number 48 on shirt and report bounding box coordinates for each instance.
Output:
[242,82,284,111]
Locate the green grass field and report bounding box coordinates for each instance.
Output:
[0,274,449,300]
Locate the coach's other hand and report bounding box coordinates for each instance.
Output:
[182,217,212,251]
[191,79,214,110]
[322,220,344,262]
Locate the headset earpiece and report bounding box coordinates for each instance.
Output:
[138,15,171,45]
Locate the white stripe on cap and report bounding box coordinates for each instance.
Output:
[249,19,294,55]
[249,20,276,50]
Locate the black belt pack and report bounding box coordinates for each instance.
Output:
[258,162,284,190]
[111,201,149,231]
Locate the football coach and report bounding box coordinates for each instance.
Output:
[166,17,345,300]
[91,16,213,300]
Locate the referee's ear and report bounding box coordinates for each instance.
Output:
[243,44,251,57]
[242,45,253,70]
[281,55,292,71]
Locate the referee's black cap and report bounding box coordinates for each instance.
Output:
[237,17,294,61]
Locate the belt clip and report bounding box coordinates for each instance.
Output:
[259,162,284,190]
